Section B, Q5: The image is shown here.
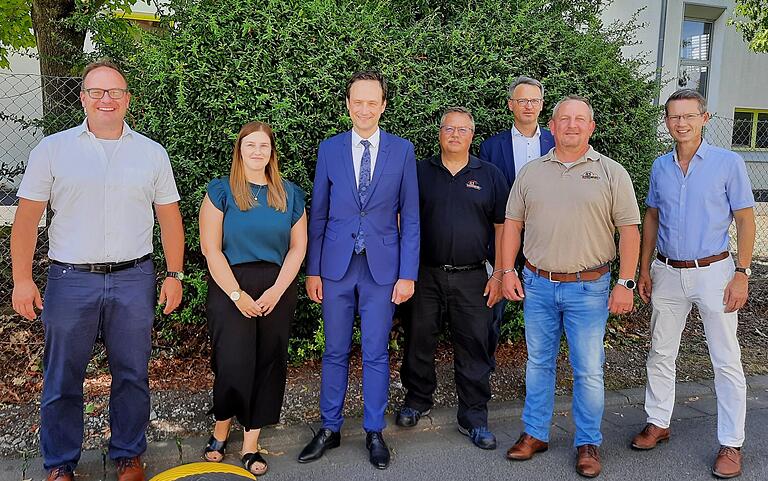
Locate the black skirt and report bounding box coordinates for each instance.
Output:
[206,261,297,430]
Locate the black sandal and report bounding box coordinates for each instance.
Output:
[203,435,228,462]
[241,452,268,476]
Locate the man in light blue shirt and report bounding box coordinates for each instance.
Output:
[632,89,756,479]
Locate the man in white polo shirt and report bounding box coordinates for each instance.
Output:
[11,60,184,481]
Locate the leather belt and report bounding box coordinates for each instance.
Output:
[656,251,729,268]
[525,260,609,282]
[434,262,486,273]
[51,254,152,274]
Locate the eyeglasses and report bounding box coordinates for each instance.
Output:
[440,126,474,136]
[511,98,543,106]
[666,112,704,123]
[82,88,129,99]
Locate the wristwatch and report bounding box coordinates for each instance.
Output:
[735,267,752,277]
[617,278,636,290]
[229,290,242,302]
[166,271,185,281]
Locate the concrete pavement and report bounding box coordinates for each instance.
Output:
[3,376,768,481]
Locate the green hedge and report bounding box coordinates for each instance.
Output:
[95,0,663,359]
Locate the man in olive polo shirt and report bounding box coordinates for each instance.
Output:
[501,95,641,478]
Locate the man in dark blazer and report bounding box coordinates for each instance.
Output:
[299,71,420,470]
[478,76,554,366]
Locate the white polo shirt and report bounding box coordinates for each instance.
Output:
[17,119,180,264]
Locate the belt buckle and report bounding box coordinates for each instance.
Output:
[90,264,109,274]
[547,271,560,283]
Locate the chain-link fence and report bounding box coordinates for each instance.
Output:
[1,72,83,401]
[705,115,768,259]
[1,74,768,402]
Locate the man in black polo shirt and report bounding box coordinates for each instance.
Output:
[397,107,508,450]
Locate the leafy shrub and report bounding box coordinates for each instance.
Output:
[95,0,663,358]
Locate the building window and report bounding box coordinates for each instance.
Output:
[678,19,712,97]
[732,110,768,150]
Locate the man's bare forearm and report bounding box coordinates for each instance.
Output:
[734,207,756,269]
[156,202,184,271]
[639,208,659,275]
[11,200,47,282]
[617,225,640,279]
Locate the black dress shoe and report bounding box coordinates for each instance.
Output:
[297,428,341,463]
[366,431,390,470]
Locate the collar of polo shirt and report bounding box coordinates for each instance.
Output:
[430,154,482,170]
[542,145,601,167]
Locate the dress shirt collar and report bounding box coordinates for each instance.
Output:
[76,118,134,140]
[672,139,710,165]
[511,124,541,139]
[351,128,380,149]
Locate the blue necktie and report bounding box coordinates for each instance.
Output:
[355,139,372,254]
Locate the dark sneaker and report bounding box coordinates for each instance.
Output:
[396,406,431,427]
[458,425,497,450]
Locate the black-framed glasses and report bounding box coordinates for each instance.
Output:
[511,98,543,106]
[82,88,130,99]
[666,112,705,123]
[440,126,474,136]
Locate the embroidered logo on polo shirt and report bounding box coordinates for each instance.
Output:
[582,171,600,180]
[466,180,482,190]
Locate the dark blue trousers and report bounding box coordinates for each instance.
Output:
[40,259,156,471]
[320,253,395,433]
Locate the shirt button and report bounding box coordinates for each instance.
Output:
[361,211,367,217]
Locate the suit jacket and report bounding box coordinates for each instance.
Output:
[478,127,555,187]
[307,129,420,285]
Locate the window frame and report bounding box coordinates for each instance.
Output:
[732,108,768,152]
[678,16,714,98]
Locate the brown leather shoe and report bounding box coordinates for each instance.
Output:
[712,446,742,479]
[631,423,671,450]
[116,456,145,481]
[576,444,602,478]
[46,466,74,481]
[506,433,548,460]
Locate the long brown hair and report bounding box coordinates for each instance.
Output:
[230,121,287,212]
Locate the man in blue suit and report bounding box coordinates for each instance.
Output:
[478,76,555,366]
[299,71,420,470]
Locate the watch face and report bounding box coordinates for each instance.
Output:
[625,279,636,290]
[745,268,752,276]
[229,290,241,301]
[176,272,185,281]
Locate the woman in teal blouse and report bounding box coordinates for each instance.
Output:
[199,121,307,475]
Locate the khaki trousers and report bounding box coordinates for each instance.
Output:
[644,256,746,447]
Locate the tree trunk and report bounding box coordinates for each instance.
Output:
[30,0,86,134]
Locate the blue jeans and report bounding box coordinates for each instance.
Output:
[521,266,609,447]
[40,259,156,470]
